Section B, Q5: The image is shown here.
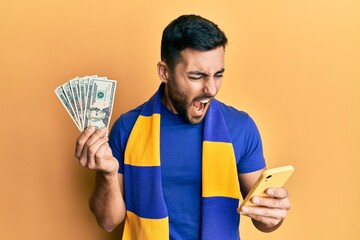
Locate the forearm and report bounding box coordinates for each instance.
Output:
[89,172,125,232]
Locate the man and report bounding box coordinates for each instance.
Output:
[75,14,291,239]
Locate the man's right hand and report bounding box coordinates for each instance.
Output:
[75,125,119,175]
[76,125,125,231]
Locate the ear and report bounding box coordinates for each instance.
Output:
[157,61,170,83]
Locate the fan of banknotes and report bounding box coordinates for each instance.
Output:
[55,75,117,132]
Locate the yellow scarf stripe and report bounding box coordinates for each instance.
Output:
[123,211,169,240]
[202,141,241,199]
[124,114,161,166]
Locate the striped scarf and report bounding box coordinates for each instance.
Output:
[123,83,241,239]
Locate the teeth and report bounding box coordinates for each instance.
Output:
[200,99,210,104]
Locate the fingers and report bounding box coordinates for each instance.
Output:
[95,141,109,164]
[251,195,291,211]
[241,204,288,219]
[240,203,287,228]
[266,187,289,199]
[251,187,291,209]
[75,125,96,159]
[76,126,108,167]
[82,135,109,169]
[240,187,291,228]
[94,142,111,170]
[244,210,285,228]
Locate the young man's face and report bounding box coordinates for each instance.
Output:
[163,46,225,124]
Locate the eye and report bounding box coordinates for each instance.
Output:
[214,74,223,79]
[188,76,203,80]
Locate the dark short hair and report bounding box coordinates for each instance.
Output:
[161,14,228,71]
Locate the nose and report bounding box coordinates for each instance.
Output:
[203,77,217,97]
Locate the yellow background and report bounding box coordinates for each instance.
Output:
[1,0,359,239]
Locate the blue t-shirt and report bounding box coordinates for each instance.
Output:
[109,100,266,240]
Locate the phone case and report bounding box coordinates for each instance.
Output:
[238,165,294,213]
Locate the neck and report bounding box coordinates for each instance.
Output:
[161,87,178,114]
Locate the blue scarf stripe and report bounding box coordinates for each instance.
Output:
[203,99,232,143]
[140,86,163,116]
[124,165,168,219]
[201,197,240,240]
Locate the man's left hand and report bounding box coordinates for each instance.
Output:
[240,187,291,231]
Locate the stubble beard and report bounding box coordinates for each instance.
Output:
[166,77,204,124]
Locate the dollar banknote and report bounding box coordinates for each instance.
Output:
[84,78,116,129]
[62,80,81,128]
[69,78,83,130]
[55,86,82,131]
[55,75,116,131]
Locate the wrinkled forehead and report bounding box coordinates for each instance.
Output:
[176,46,225,73]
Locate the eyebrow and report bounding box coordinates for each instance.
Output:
[188,68,225,76]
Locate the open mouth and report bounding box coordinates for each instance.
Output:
[193,98,211,114]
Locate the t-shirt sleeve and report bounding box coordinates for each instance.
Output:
[108,117,127,174]
[108,104,144,174]
[235,114,266,174]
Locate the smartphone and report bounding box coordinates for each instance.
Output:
[238,165,294,214]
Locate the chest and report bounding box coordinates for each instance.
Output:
[160,119,203,185]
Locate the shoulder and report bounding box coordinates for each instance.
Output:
[217,100,254,127]
[111,102,145,134]
[216,100,261,145]
[109,103,145,162]
[216,100,266,173]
